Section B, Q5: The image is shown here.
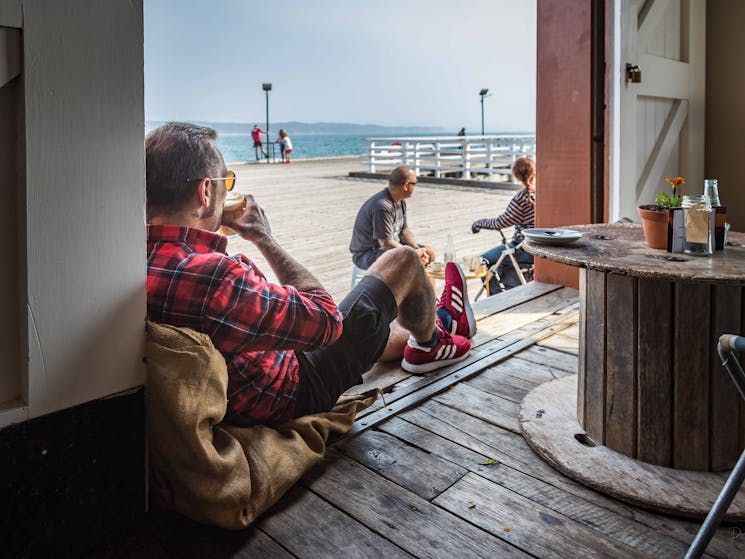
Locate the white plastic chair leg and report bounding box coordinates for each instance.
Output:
[351,264,366,289]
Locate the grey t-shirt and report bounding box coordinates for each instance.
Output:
[349,188,408,254]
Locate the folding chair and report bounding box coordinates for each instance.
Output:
[474,229,534,301]
[685,334,745,559]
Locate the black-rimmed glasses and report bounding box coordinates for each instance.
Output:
[185,170,236,191]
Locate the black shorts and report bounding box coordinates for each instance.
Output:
[293,275,397,417]
[253,139,263,148]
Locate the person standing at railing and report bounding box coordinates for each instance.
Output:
[276,129,286,161]
[471,156,535,295]
[251,124,267,160]
[278,129,293,164]
[350,166,436,270]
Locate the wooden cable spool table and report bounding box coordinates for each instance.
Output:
[520,223,745,519]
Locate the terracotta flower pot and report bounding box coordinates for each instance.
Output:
[638,205,668,249]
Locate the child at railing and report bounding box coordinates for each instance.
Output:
[471,156,535,294]
[279,129,293,164]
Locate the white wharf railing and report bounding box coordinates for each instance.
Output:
[364,134,536,179]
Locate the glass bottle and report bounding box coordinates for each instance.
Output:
[682,195,713,256]
[704,178,727,250]
[703,179,720,206]
[443,233,456,263]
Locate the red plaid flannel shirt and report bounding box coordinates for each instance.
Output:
[146,225,343,425]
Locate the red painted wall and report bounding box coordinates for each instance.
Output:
[535,0,594,289]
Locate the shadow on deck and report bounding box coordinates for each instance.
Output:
[92,283,745,559]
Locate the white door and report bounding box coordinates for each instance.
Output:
[610,0,706,221]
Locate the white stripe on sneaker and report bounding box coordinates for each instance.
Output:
[451,300,463,313]
[435,345,446,360]
[452,286,462,298]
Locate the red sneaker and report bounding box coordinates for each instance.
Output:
[437,262,477,338]
[401,325,471,374]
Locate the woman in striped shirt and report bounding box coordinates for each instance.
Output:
[471,157,535,295]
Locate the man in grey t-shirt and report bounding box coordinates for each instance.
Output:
[350,166,436,270]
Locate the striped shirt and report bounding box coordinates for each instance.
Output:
[471,188,535,245]
[146,225,343,426]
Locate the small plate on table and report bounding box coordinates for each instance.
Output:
[522,228,583,246]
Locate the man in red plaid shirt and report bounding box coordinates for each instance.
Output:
[146,122,473,426]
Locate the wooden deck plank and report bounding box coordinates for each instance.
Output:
[471,288,578,348]
[433,382,521,433]
[379,416,694,559]
[337,430,468,500]
[464,366,542,403]
[483,356,561,386]
[395,402,745,559]
[471,281,564,320]
[303,450,532,559]
[434,473,652,559]
[536,332,580,355]
[515,345,579,375]
[559,323,579,339]
[400,401,587,493]
[400,401,647,517]
[256,485,413,559]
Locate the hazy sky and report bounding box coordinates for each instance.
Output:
[144,0,536,131]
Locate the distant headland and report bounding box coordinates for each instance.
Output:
[145,120,445,135]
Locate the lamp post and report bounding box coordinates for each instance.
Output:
[262,83,272,162]
[479,88,490,136]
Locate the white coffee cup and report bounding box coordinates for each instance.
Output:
[429,261,444,273]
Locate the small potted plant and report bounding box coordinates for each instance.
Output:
[638,176,685,249]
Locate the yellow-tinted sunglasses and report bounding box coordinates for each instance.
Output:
[186,170,236,191]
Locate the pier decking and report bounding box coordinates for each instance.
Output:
[225,157,518,303]
[100,160,745,558]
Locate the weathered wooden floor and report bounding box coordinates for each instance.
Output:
[95,279,745,558]
[94,160,745,557]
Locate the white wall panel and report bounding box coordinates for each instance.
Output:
[22,0,145,417]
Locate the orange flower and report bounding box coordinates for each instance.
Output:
[665,176,686,192]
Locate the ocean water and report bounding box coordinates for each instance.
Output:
[145,123,531,163]
[216,130,533,163]
[218,133,373,163]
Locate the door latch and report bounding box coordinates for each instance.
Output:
[625,63,642,84]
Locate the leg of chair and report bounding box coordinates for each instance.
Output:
[474,279,487,301]
[350,265,361,289]
[685,448,745,558]
[507,252,528,285]
[475,265,497,301]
